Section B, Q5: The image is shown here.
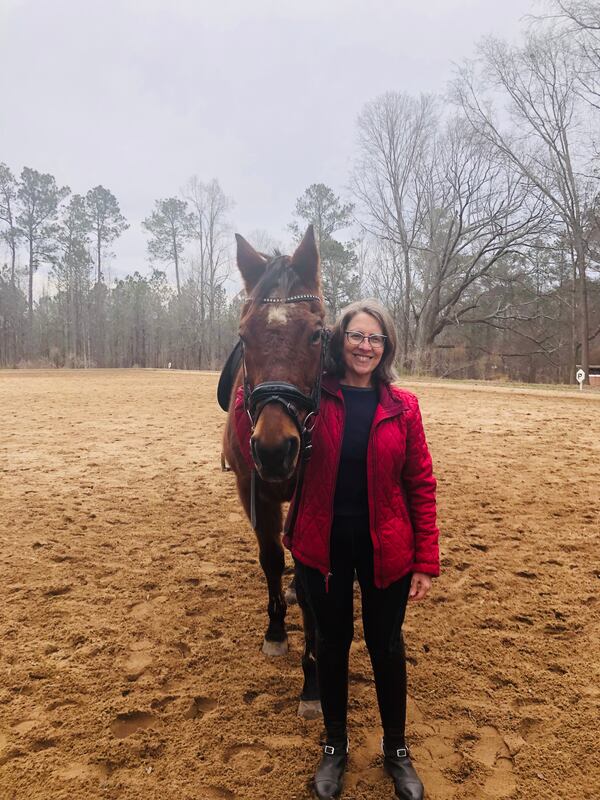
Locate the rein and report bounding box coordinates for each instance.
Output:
[240,294,329,534]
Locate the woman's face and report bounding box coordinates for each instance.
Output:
[341,311,385,386]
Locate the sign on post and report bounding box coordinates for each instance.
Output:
[576,368,585,390]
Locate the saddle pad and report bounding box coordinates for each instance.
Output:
[217,340,243,411]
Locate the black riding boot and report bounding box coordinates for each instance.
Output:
[313,739,348,799]
[383,742,424,800]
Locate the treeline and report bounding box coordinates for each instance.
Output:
[1,1,600,382]
[0,173,238,370]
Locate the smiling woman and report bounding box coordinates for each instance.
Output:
[288,297,439,800]
[325,300,399,386]
[340,312,386,386]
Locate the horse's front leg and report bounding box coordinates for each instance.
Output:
[255,498,288,656]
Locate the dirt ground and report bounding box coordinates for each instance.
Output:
[1,370,599,800]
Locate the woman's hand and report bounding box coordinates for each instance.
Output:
[409,572,432,601]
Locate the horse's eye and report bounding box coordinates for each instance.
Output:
[311,329,322,344]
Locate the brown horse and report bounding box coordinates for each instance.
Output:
[221,226,324,717]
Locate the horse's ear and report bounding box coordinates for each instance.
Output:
[236,234,268,292]
[290,225,320,288]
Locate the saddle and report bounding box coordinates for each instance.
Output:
[217,339,243,412]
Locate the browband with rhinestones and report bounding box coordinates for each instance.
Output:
[264,294,321,304]
[244,294,322,304]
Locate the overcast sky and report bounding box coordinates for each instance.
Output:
[1,0,539,290]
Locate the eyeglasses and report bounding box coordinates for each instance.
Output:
[345,330,387,350]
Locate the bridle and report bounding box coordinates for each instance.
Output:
[240,293,329,534]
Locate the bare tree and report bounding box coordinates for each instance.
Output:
[353,92,435,366]
[183,177,232,365]
[547,1,600,110]
[413,120,552,369]
[245,229,282,256]
[363,237,406,325]
[554,0,600,29]
[453,30,596,381]
[354,95,550,371]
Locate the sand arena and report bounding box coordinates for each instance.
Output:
[1,370,598,800]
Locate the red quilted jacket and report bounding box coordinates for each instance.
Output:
[234,375,440,588]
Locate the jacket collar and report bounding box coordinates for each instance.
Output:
[321,373,407,415]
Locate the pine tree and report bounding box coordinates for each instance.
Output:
[291,184,359,319]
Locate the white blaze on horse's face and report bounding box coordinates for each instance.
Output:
[267,304,288,326]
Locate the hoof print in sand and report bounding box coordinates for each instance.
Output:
[30,737,57,752]
[511,614,534,626]
[45,584,72,597]
[223,742,273,775]
[201,788,234,800]
[150,694,177,711]
[454,561,471,572]
[514,570,537,580]
[62,762,110,781]
[471,725,516,798]
[183,696,217,719]
[174,640,191,657]
[110,711,155,739]
[12,720,39,735]
[123,651,152,681]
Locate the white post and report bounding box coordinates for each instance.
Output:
[576,369,585,391]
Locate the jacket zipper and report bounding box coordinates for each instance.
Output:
[368,418,384,589]
[324,396,345,592]
[369,405,408,588]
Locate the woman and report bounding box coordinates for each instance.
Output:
[284,299,440,800]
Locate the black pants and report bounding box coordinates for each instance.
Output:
[294,514,411,746]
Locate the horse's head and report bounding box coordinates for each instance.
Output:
[236,226,326,482]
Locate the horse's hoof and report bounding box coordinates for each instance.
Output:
[262,637,288,657]
[284,583,297,605]
[297,699,322,719]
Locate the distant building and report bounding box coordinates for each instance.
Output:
[577,365,600,386]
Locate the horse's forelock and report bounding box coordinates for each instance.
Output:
[247,255,304,309]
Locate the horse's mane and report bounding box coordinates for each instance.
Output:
[248,255,304,310]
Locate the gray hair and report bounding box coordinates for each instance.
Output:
[326,298,398,384]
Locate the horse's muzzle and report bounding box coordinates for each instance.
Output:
[251,435,300,482]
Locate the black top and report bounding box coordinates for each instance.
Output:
[333,385,378,517]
